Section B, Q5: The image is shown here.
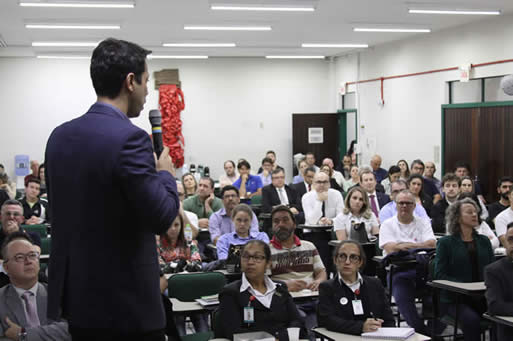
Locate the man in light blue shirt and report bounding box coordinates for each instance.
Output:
[379,180,428,223]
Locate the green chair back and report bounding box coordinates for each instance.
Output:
[250,195,262,205]
[41,237,51,255]
[21,224,48,238]
[168,272,226,302]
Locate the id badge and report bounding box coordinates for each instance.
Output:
[243,306,254,323]
[352,299,364,315]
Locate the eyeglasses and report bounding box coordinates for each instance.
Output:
[6,251,40,263]
[241,253,266,263]
[4,212,22,217]
[336,253,361,263]
[397,201,415,207]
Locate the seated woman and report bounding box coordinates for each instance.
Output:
[318,240,395,335]
[217,240,305,340]
[407,174,433,217]
[343,165,360,192]
[216,204,269,260]
[434,198,495,341]
[459,193,500,249]
[320,164,344,193]
[334,187,379,242]
[293,158,308,184]
[397,159,410,181]
[157,211,206,336]
[460,176,489,220]
[380,165,401,196]
[181,172,198,198]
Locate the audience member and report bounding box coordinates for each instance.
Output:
[0,173,16,200]
[370,155,387,183]
[19,179,49,225]
[319,164,344,193]
[233,160,263,200]
[183,177,223,229]
[0,236,71,340]
[488,189,513,247]
[359,168,389,219]
[305,152,319,172]
[37,163,47,198]
[257,150,282,173]
[262,169,303,222]
[454,161,484,202]
[397,159,410,180]
[293,158,308,184]
[459,193,500,249]
[291,166,315,201]
[424,161,441,194]
[216,204,269,260]
[176,183,199,238]
[217,240,305,340]
[302,172,344,225]
[23,161,39,187]
[431,173,460,233]
[336,155,352,179]
[322,158,344,188]
[318,240,394,335]
[181,173,198,198]
[434,198,494,341]
[410,159,441,202]
[485,223,513,340]
[257,157,273,187]
[219,160,238,188]
[269,205,327,339]
[380,165,401,195]
[379,190,435,334]
[0,200,41,249]
[460,176,488,220]
[343,165,359,191]
[407,174,433,217]
[379,180,428,223]
[209,186,259,245]
[334,187,379,241]
[0,188,9,209]
[487,176,513,229]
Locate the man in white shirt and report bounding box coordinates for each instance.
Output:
[302,172,344,225]
[360,167,390,219]
[218,160,238,188]
[379,190,436,335]
[494,190,513,246]
[322,158,344,188]
[305,152,320,172]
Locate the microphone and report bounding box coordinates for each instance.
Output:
[149,109,163,158]
[501,74,513,96]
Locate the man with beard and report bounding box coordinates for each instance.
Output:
[269,205,326,340]
[485,222,513,340]
[487,176,513,229]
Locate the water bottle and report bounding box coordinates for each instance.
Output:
[184,224,193,243]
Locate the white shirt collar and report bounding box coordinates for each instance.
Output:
[13,282,39,298]
[240,273,276,294]
[338,272,363,292]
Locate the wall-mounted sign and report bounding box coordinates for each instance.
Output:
[308,127,324,144]
[15,155,30,176]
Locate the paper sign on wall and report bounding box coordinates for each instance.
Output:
[339,82,346,95]
[15,155,30,176]
[308,128,324,144]
[459,64,471,82]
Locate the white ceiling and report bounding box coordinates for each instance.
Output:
[1,0,513,57]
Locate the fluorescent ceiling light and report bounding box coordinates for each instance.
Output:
[302,43,368,48]
[354,28,431,33]
[211,5,314,12]
[409,9,500,15]
[162,43,236,47]
[32,41,99,47]
[148,55,208,59]
[266,56,325,59]
[37,55,90,59]
[184,26,271,31]
[26,24,120,29]
[19,2,134,8]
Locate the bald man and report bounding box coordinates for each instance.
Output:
[370,155,388,183]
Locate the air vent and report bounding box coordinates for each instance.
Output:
[0,35,7,48]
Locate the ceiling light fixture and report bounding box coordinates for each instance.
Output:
[148,55,209,59]
[266,56,325,59]
[409,9,500,15]
[19,2,134,8]
[184,26,271,31]
[26,24,120,29]
[302,43,368,48]
[354,28,431,33]
[211,5,314,12]
[162,43,236,47]
[37,55,90,59]
[32,41,99,47]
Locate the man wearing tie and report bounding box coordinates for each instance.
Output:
[359,168,390,220]
[262,169,303,223]
[291,167,316,203]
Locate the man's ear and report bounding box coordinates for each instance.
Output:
[125,73,136,92]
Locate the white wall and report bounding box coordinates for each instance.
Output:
[333,14,513,174]
[0,57,331,182]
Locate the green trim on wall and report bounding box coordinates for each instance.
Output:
[441,106,445,174]
[337,109,358,160]
[481,78,485,102]
[337,109,357,113]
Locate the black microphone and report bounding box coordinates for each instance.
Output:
[149,109,163,158]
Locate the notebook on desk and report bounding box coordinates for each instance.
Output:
[362,327,415,340]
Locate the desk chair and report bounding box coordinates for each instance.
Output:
[250,195,262,205]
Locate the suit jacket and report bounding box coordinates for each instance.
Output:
[44,102,180,331]
[373,191,390,209]
[217,279,305,340]
[290,182,309,202]
[431,199,449,233]
[485,257,513,341]
[0,283,70,341]
[318,275,395,335]
[262,184,302,213]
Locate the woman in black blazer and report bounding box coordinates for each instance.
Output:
[318,240,395,335]
[217,240,305,340]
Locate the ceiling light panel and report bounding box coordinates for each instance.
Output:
[26,24,120,29]
[32,41,99,47]
[409,9,501,15]
[184,26,271,31]
[354,28,431,33]
[19,2,134,8]
[148,55,208,59]
[162,43,236,47]
[211,5,314,12]
[266,55,325,59]
[302,43,368,48]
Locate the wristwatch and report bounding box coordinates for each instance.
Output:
[18,327,27,341]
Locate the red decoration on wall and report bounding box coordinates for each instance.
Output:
[158,84,185,168]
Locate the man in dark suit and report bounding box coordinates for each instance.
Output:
[290,166,315,202]
[359,167,389,218]
[485,223,513,340]
[262,168,304,224]
[431,173,460,233]
[44,38,180,341]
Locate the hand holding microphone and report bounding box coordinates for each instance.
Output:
[156,146,176,177]
[150,109,176,176]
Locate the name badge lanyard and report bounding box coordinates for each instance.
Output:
[352,288,364,316]
[244,295,256,327]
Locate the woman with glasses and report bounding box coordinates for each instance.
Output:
[434,198,494,341]
[318,240,394,334]
[407,174,433,217]
[334,187,379,242]
[217,240,305,340]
